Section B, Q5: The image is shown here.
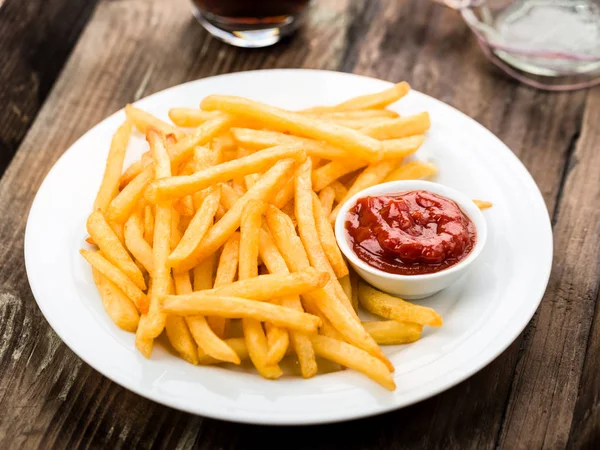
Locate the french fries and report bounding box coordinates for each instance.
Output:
[384,160,437,183]
[94,120,132,213]
[360,112,431,140]
[87,210,146,290]
[362,321,422,345]
[168,108,223,128]
[81,249,148,313]
[136,130,172,353]
[473,199,493,209]
[301,81,410,113]
[163,296,321,334]
[201,95,384,162]
[168,186,221,267]
[166,268,329,303]
[311,335,396,390]
[126,104,186,140]
[358,282,443,327]
[92,268,140,332]
[174,158,296,272]
[145,144,304,203]
[81,83,446,390]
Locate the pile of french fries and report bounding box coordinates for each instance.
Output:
[81,82,448,390]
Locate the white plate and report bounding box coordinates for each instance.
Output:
[25,69,552,425]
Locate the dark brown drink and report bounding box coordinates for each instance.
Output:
[191,0,311,48]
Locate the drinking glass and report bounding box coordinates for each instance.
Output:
[191,0,311,48]
[437,0,600,90]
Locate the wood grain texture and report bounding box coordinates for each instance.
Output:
[0,0,597,448]
[0,0,100,177]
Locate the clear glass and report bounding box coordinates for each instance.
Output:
[190,0,311,48]
[436,0,600,90]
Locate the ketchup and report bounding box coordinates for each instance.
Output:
[345,190,476,275]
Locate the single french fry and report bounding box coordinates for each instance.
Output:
[311,335,395,390]
[92,268,139,332]
[324,117,396,130]
[473,199,493,210]
[272,178,295,209]
[191,145,221,210]
[165,315,198,365]
[381,135,425,159]
[145,144,304,203]
[168,268,329,301]
[318,186,336,216]
[214,233,240,287]
[339,275,352,304]
[125,104,186,140]
[174,268,239,365]
[295,159,354,311]
[305,109,399,120]
[239,200,265,280]
[312,193,348,278]
[143,204,154,246]
[329,181,348,203]
[265,321,289,366]
[358,282,443,327]
[124,211,154,275]
[265,206,393,371]
[209,232,240,337]
[80,250,148,313]
[139,130,172,342]
[197,337,249,365]
[173,158,296,272]
[362,321,422,345]
[239,200,282,379]
[312,159,368,192]
[120,159,143,190]
[259,230,317,377]
[193,252,216,291]
[87,210,146,290]
[231,128,350,160]
[162,295,321,334]
[169,187,221,267]
[94,120,133,213]
[350,269,359,312]
[383,160,438,183]
[329,159,399,221]
[170,209,182,252]
[169,108,223,128]
[201,95,383,162]
[360,112,431,140]
[106,166,154,223]
[301,82,410,114]
[174,195,195,216]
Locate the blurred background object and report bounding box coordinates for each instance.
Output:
[437,0,600,90]
[191,0,312,48]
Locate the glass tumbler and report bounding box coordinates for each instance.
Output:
[437,0,600,90]
[191,0,311,48]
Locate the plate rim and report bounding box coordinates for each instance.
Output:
[24,68,553,425]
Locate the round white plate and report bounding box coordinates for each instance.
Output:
[25,69,552,425]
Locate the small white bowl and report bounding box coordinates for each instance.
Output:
[335,180,487,300]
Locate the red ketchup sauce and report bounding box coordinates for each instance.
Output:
[345,190,476,275]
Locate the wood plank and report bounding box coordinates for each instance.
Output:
[497,88,600,449]
[0,0,100,176]
[0,0,592,448]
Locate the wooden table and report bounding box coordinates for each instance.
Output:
[1,0,598,448]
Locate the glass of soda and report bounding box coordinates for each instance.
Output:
[191,0,312,48]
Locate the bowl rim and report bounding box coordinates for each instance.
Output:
[334,180,488,282]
